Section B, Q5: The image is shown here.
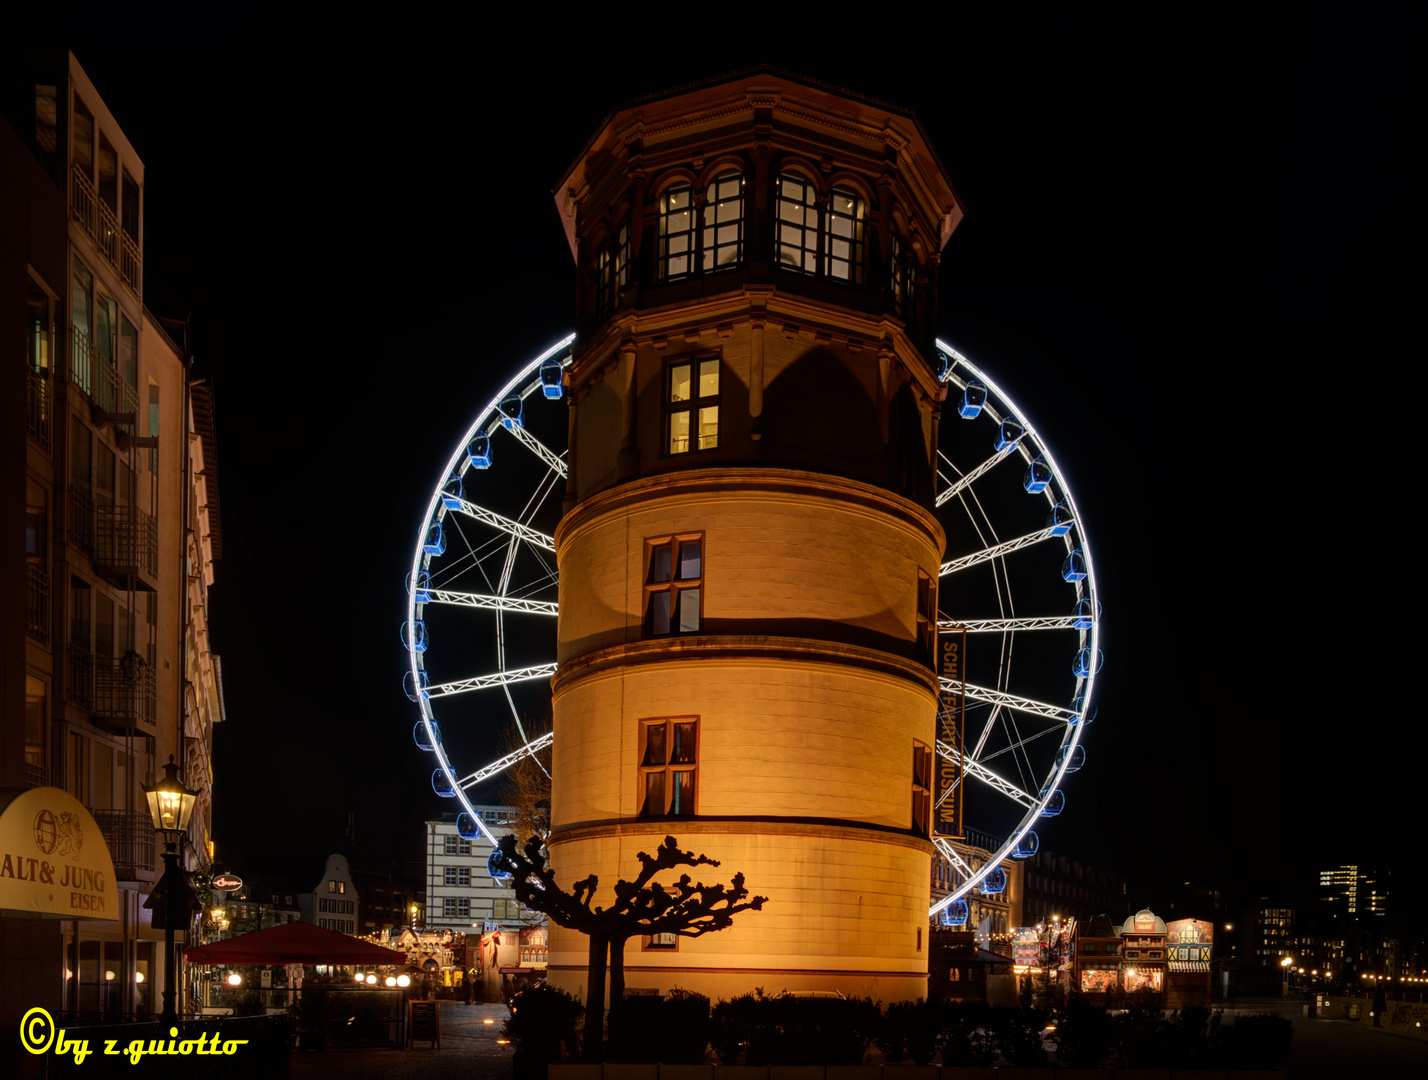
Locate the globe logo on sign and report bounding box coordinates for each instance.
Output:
[33,808,59,854]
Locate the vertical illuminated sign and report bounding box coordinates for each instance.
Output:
[935,626,966,838]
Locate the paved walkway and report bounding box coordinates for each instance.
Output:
[291,1001,514,1080]
[1223,999,1427,1080]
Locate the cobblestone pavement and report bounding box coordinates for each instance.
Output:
[291,1001,514,1080]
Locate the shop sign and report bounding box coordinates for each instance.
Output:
[0,787,118,919]
[212,874,243,891]
[934,627,966,838]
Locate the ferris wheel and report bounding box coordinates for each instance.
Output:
[401,335,1101,915]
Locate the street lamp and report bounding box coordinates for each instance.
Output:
[142,755,198,1028]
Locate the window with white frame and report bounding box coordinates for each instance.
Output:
[443,897,470,918]
[658,172,745,281]
[776,173,866,284]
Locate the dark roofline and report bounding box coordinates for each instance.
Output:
[553,64,952,196]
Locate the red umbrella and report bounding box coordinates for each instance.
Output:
[185,920,408,965]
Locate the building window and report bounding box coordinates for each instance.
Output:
[645,535,702,636]
[644,932,678,951]
[444,866,471,887]
[824,187,866,283]
[639,717,698,818]
[776,173,820,274]
[776,173,866,284]
[597,219,630,318]
[443,897,470,918]
[702,171,744,272]
[658,183,695,279]
[665,357,719,454]
[443,835,471,856]
[917,571,936,663]
[912,740,932,837]
[493,898,521,920]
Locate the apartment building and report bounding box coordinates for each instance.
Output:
[1,50,223,1033]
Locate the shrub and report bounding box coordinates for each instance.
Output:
[990,1004,1049,1067]
[1220,1011,1293,1069]
[231,988,265,1017]
[505,983,582,1078]
[607,990,710,1063]
[1113,988,1168,1068]
[1162,1005,1222,1069]
[710,992,876,1066]
[941,999,994,1066]
[1053,996,1115,1068]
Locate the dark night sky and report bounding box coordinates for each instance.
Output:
[33,8,1419,920]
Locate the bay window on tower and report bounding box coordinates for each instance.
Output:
[776,173,867,284]
[657,171,745,281]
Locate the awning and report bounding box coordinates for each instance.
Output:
[0,787,118,919]
[1168,961,1210,973]
[185,919,409,965]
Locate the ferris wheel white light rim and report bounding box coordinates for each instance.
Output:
[929,339,1100,913]
[405,334,1100,904]
[406,332,574,846]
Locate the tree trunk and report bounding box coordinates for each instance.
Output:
[584,931,607,1059]
[608,933,629,1018]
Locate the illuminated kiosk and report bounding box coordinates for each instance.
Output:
[545,69,961,1002]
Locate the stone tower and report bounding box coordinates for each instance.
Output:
[549,68,963,1002]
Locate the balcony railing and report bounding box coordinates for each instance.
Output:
[91,809,155,879]
[95,504,158,583]
[93,655,157,732]
[25,761,48,790]
[69,486,95,558]
[70,328,137,421]
[68,644,95,710]
[28,366,52,451]
[26,563,51,647]
[71,163,140,298]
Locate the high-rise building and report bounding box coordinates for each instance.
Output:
[1,50,222,1036]
[548,68,963,1002]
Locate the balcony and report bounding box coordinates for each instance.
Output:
[26,563,51,647]
[68,644,95,710]
[28,366,52,451]
[24,761,48,790]
[70,327,137,424]
[94,504,158,587]
[92,809,155,880]
[92,655,157,734]
[71,163,141,299]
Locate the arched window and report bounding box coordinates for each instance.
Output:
[658,171,745,281]
[776,173,867,284]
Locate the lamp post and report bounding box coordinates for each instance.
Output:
[143,754,198,1028]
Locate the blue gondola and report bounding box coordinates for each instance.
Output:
[1072,693,1096,724]
[488,848,513,882]
[1061,548,1087,582]
[467,433,492,469]
[432,769,455,797]
[1072,597,1099,629]
[1041,789,1066,817]
[541,359,564,400]
[412,720,437,751]
[457,813,480,840]
[959,379,988,419]
[943,898,970,926]
[406,570,431,604]
[441,474,464,508]
[499,392,524,429]
[1073,646,1104,677]
[403,670,430,702]
[401,620,428,653]
[1024,456,1052,494]
[1057,744,1086,773]
[1046,501,1074,536]
[995,417,1023,451]
[423,520,446,556]
[937,352,953,382]
[1014,832,1039,858]
[982,866,1007,894]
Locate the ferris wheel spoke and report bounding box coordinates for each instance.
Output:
[506,424,569,477]
[452,500,555,552]
[427,663,558,699]
[425,589,558,615]
[455,731,554,790]
[954,680,1075,723]
[940,526,1061,577]
[939,615,1081,632]
[936,446,1018,507]
[937,741,1038,810]
[980,724,1062,766]
[933,837,979,882]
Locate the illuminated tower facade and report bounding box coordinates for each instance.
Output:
[549,69,963,1001]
